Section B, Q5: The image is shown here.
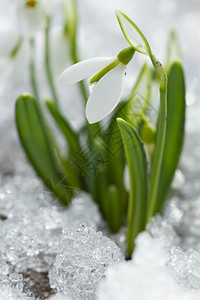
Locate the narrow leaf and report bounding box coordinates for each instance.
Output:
[117,118,148,258]
[46,100,80,153]
[16,94,75,206]
[91,132,127,225]
[154,62,186,213]
[46,100,89,190]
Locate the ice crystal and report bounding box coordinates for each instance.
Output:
[49,224,123,300]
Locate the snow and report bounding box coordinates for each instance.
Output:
[97,232,200,300]
[49,224,123,299]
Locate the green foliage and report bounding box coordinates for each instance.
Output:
[117,118,148,258]
[154,62,186,213]
[16,95,74,206]
[15,6,186,258]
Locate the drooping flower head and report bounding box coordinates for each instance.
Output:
[60,47,135,124]
[15,0,66,37]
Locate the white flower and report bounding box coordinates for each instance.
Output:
[15,0,66,37]
[59,47,135,124]
[16,0,45,37]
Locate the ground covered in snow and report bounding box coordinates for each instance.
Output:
[1,0,200,299]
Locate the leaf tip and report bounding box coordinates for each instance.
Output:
[116,117,124,124]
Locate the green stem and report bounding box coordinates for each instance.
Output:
[147,78,167,221]
[29,38,40,101]
[45,16,60,109]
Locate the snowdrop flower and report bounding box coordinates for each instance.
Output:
[60,47,135,124]
[16,0,66,37]
[16,0,46,37]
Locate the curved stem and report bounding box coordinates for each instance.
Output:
[29,38,40,101]
[45,16,60,109]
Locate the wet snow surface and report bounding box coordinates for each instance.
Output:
[1,0,200,299]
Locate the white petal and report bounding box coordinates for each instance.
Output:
[59,57,114,85]
[86,63,125,124]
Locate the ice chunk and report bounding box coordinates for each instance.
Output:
[0,216,56,272]
[167,247,200,289]
[49,224,123,300]
[0,184,101,272]
[97,232,200,300]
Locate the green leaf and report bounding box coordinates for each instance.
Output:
[46,100,80,154]
[116,10,151,56]
[102,117,128,209]
[100,64,152,218]
[46,100,90,190]
[117,118,148,258]
[154,62,186,213]
[91,136,127,231]
[16,94,75,206]
[103,185,124,233]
